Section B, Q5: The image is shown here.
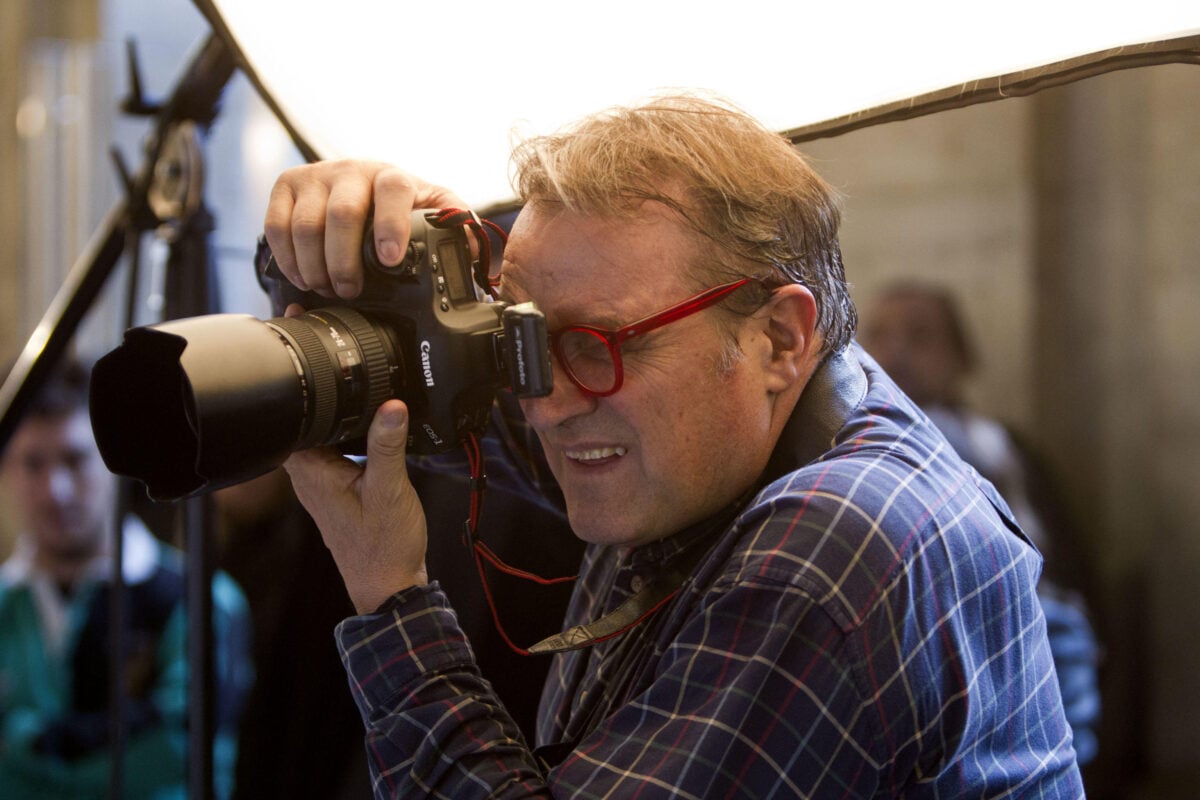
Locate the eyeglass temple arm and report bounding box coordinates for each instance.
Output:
[619,278,752,339]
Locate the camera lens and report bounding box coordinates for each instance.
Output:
[267,306,404,451]
[90,307,405,501]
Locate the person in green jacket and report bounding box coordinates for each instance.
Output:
[0,357,252,799]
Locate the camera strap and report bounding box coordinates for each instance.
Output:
[460,429,733,658]
[525,521,722,655]
[461,432,576,657]
[430,207,508,297]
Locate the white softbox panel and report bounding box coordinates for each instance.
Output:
[200,1,1199,206]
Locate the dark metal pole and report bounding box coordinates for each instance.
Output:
[184,496,218,800]
[164,199,222,800]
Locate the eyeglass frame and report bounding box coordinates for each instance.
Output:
[547,277,754,398]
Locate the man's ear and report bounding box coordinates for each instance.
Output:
[755,284,821,393]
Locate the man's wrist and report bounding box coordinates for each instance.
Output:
[348,569,430,615]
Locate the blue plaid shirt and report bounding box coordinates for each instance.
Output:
[335,345,1084,798]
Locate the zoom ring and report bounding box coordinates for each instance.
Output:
[320,307,398,417]
[267,316,340,448]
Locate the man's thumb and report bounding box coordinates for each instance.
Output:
[367,399,411,466]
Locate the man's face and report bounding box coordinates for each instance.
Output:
[1,409,114,564]
[500,203,780,549]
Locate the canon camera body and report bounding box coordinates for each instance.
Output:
[90,210,551,501]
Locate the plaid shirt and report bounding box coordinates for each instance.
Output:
[336,345,1084,798]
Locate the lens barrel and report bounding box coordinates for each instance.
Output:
[90,308,402,501]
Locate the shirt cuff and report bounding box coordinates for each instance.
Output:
[334,582,476,718]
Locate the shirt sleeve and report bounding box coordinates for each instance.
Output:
[336,584,551,799]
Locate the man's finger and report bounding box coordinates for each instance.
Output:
[263,179,302,288]
[372,169,470,267]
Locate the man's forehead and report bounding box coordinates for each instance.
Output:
[500,216,694,329]
[505,200,694,272]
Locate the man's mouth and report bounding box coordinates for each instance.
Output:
[565,445,628,464]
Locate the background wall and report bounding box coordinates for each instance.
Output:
[1031,64,1200,796]
[2,1,1198,795]
[0,0,102,364]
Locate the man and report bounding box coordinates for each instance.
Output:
[862,280,1103,765]
[0,358,252,799]
[265,94,1084,796]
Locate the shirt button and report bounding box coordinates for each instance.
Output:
[630,575,646,593]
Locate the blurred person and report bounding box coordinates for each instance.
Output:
[0,358,252,799]
[0,348,18,561]
[257,94,1082,796]
[862,280,1102,764]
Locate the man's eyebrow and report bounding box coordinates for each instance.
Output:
[557,307,626,332]
[494,267,623,329]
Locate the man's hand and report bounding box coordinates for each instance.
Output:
[264,160,465,612]
[263,160,467,299]
[283,400,429,614]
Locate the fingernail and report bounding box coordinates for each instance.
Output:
[334,280,359,297]
[377,239,401,265]
[379,404,405,429]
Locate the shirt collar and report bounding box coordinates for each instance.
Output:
[762,343,868,484]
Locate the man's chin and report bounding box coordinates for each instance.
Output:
[39,530,103,562]
[565,509,661,550]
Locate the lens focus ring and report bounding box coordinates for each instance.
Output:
[266,315,341,447]
[319,307,398,418]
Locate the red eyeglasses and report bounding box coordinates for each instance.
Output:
[549,278,752,397]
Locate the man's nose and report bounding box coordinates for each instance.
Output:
[46,466,76,505]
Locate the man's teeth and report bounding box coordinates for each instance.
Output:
[566,446,627,462]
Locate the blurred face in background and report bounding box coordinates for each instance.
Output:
[862,288,969,407]
[1,409,115,569]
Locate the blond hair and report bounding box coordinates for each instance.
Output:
[511,93,856,354]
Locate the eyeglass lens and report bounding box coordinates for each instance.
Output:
[555,329,617,394]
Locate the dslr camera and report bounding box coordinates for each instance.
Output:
[90,209,552,501]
